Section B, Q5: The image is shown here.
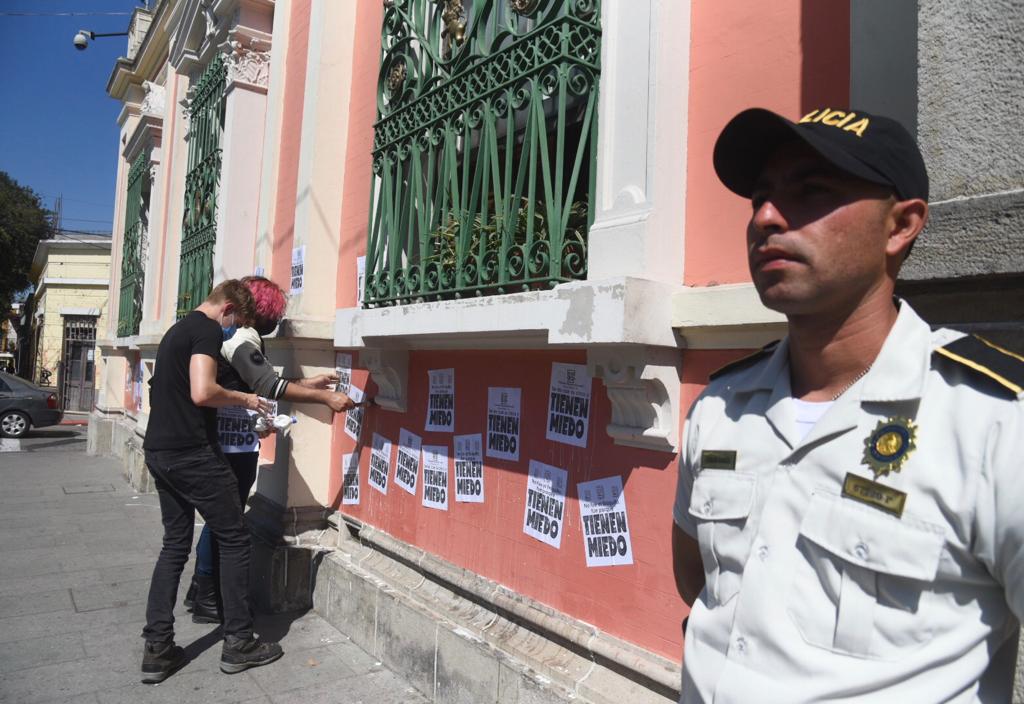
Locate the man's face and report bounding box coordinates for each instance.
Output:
[746,142,895,316]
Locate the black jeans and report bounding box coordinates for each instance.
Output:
[195,452,258,576]
[142,445,253,643]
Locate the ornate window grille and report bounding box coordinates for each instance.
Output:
[176,54,227,318]
[364,0,601,307]
[117,151,149,337]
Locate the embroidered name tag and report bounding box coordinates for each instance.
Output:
[842,472,907,518]
[700,450,736,471]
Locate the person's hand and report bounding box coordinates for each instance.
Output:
[323,391,355,413]
[302,373,339,390]
[245,394,272,414]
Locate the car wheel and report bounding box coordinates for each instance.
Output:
[1,411,30,438]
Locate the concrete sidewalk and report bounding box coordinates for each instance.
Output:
[0,446,429,703]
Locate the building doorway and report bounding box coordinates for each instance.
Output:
[60,316,97,412]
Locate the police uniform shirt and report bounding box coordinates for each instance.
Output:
[673,301,1024,703]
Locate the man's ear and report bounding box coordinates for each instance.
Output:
[886,198,928,260]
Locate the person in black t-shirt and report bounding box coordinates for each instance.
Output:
[184,276,356,624]
[140,280,283,683]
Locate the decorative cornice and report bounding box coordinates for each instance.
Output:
[140,80,165,117]
[224,41,271,90]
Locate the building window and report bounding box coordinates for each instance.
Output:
[176,53,226,318]
[364,0,602,307]
[118,151,150,337]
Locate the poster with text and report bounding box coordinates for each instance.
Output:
[578,476,633,567]
[421,445,449,510]
[454,433,484,503]
[522,460,568,549]
[486,387,521,461]
[425,368,455,432]
[341,452,360,505]
[394,428,422,495]
[368,433,391,495]
[217,407,258,454]
[335,352,353,394]
[290,245,306,294]
[344,386,366,440]
[546,363,592,448]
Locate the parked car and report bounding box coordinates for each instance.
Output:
[0,372,62,438]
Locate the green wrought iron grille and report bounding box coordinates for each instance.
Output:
[364,0,601,307]
[117,151,148,337]
[176,54,227,318]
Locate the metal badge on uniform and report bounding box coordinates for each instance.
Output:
[861,416,917,479]
[700,450,736,471]
[842,473,907,517]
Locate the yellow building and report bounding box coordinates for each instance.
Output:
[26,233,112,412]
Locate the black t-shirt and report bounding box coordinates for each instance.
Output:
[143,311,224,451]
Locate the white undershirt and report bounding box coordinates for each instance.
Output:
[792,398,834,442]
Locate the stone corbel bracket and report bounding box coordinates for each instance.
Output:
[588,346,679,453]
[360,348,408,412]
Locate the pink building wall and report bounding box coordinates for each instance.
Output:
[316,0,852,661]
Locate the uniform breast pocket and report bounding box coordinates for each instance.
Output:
[788,491,945,660]
[688,471,756,608]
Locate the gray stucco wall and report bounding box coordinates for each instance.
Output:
[903,0,1024,284]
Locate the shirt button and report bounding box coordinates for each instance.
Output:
[735,637,747,654]
[854,542,869,560]
[757,545,769,561]
[702,500,713,515]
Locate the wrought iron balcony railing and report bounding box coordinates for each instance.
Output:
[117,151,147,337]
[364,0,601,307]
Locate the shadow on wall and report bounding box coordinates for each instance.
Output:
[800,0,851,114]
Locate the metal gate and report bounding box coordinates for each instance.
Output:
[60,317,97,412]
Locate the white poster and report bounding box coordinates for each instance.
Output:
[253,265,265,277]
[356,255,366,305]
[394,428,422,495]
[368,433,391,495]
[335,352,353,394]
[290,245,306,294]
[216,406,259,454]
[578,476,633,567]
[421,445,449,511]
[546,362,592,448]
[486,387,521,461]
[425,368,455,432]
[341,452,360,505]
[522,460,568,549]
[454,433,484,503]
[344,386,366,441]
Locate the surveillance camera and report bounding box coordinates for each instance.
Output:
[73,31,91,50]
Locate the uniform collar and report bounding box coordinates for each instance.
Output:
[857,300,931,402]
[730,299,930,402]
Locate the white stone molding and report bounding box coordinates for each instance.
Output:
[588,346,679,453]
[224,40,270,91]
[140,81,166,117]
[672,283,787,349]
[359,348,409,413]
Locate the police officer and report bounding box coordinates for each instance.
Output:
[672,107,1024,703]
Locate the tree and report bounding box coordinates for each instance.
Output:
[0,172,53,313]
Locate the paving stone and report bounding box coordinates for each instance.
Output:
[244,644,359,695]
[267,667,431,703]
[0,586,74,619]
[70,578,150,613]
[0,632,87,674]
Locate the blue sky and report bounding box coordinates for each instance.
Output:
[0,1,144,234]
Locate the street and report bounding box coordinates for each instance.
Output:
[0,436,429,703]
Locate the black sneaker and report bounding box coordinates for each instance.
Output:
[220,635,283,674]
[141,641,187,684]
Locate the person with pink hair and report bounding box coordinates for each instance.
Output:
[184,276,356,623]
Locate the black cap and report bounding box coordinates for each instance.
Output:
[713,107,929,202]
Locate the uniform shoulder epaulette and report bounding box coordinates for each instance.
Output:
[934,335,1024,397]
[709,341,779,381]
